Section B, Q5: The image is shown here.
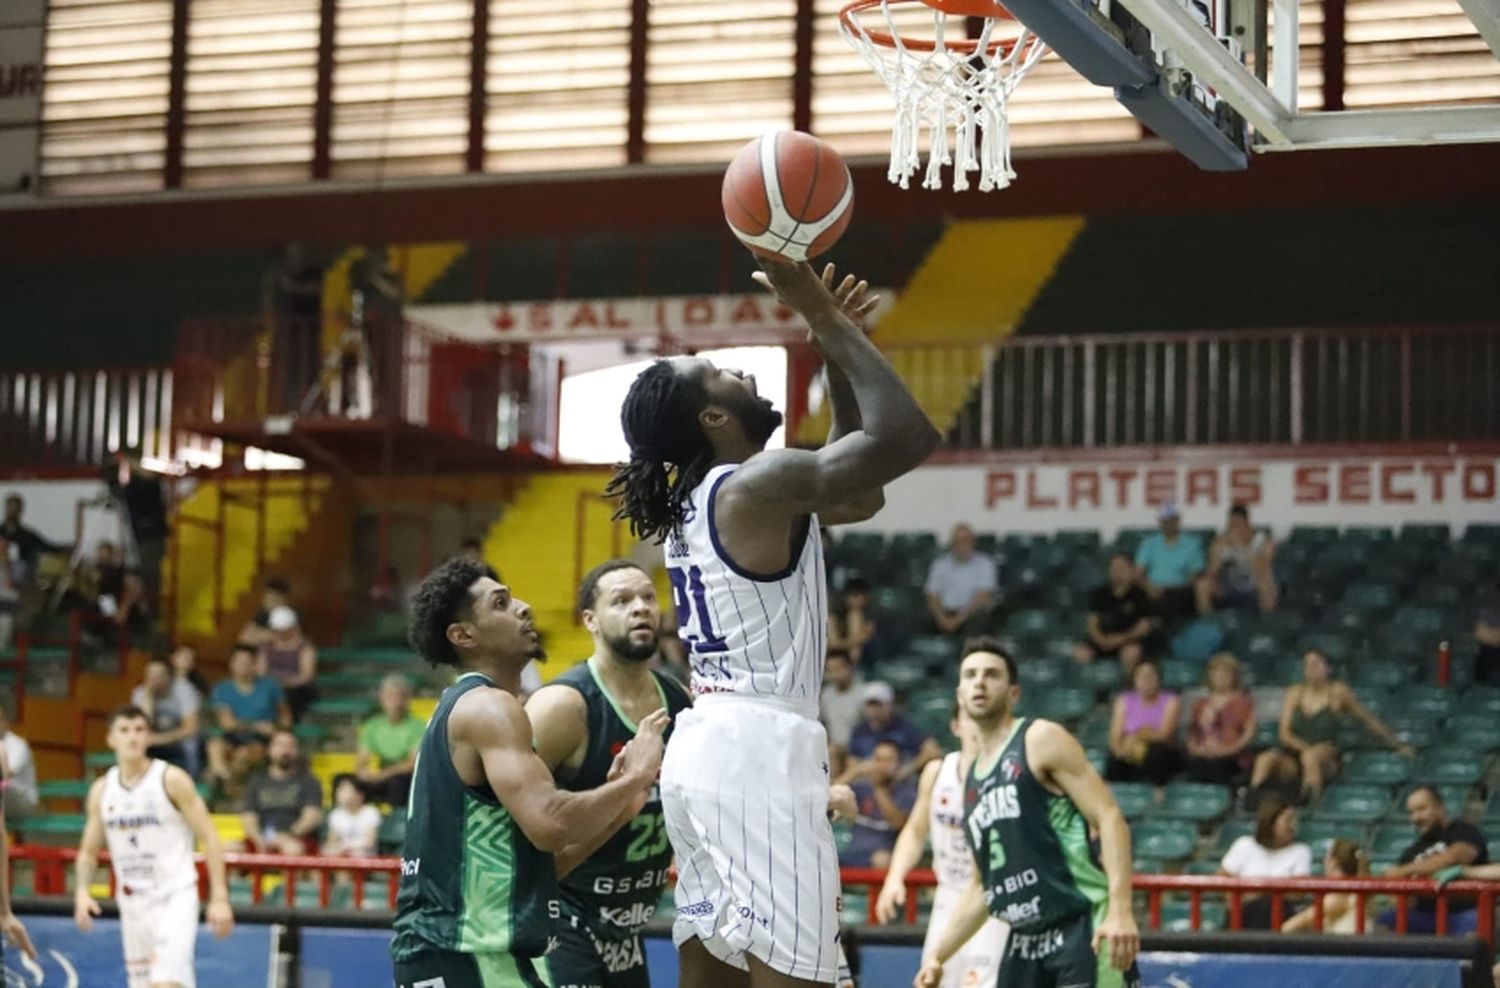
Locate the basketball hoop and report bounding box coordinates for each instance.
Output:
[839,0,1048,192]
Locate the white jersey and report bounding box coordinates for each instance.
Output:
[929,752,975,890]
[666,463,826,709]
[100,759,197,899]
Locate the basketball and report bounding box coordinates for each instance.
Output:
[722,130,855,263]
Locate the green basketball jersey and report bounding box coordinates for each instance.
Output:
[552,658,691,939]
[964,717,1109,932]
[391,672,560,962]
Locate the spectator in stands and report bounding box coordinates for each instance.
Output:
[105,449,168,610]
[257,605,319,721]
[240,576,294,647]
[821,648,865,775]
[1075,553,1158,674]
[1207,504,1278,613]
[842,681,941,784]
[1283,839,1366,934]
[325,776,382,858]
[234,728,324,855]
[1219,796,1312,929]
[131,655,202,778]
[2,495,65,580]
[828,576,878,664]
[1105,660,1182,787]
[78,541,150,646]
[1379,785,1488,934]
[924,523,998,636]
[368,565,405,614]
[206,643,291,793]
[172,643,210,698]
[1249,648,1412,803]
[1475,576,1500,687]
[838,740,917,869]
[1184,653,1256,788]
[354,673,424,807]
[0,537,16,651]
[0,707,37,819]
[1134,503,1209,620]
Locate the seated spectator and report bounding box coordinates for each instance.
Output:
[368,565,405,614]
[837,740,917,870]
[240,576,294,647]
[172,643,211,697]
[354,674,424,807]
[1134,503,1209,620]
[828,576,878,664]
[233,728,324,855]
[0,707,37,819]
[1105,660,1182,787]
[1475,576,1500,688]
[1219,796,1312,929]
[924,523,998,636]
[325,776,382,858]
[131,655,202,778]
[1075,553,1158,674]
[1207,504,1278,613]
[1185,653,1256,787]
[1250,648,1412,802]
[78,542,150,646]
[258,605,319,721]
[1283,839,1366,933]
[820,649,864,775]
[1379,785,1488,935]
[206,643,291,793]
[0,536,16,651]
[2,494,66,582]
[842,682,941,784]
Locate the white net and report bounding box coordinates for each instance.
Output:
[839,0,1049,191]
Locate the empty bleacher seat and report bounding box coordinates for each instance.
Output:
[1341,751,1412,787]
[1110,782,1155,820]
[1388,686,1456,720]
[1023,687,1093,725]
[1370,823,1414,858]
[1312,784,1391,824]
[1132,820,1197,863]
[1351,661,1411,690]
[1413,748,1486,787]
[1157,782,1231,824]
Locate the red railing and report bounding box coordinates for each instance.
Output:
[15,846,1495,946]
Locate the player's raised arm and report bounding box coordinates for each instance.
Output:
[74,778,107,933]
[455,688,664,854]
[164,764,234,938]
[876,756,941,924]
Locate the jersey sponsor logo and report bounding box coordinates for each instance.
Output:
[598,901,658,928]
[967,783,1021,846]
[987,893,1042,925]
[591,865,670,896]
[400,857,421,877]
[596,935,645,973]
[104,814,164,829]
[999,754,1024,782]
[1008,927,1065,961]
[678,900,715,917]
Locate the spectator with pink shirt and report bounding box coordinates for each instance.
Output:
[1105,660,1183,787]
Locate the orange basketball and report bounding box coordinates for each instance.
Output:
[722,131,854,263]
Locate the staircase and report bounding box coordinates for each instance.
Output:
[480,470,625,677]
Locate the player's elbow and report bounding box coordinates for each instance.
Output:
[517,813,571,853]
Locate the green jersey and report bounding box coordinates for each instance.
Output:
[552,658,691,939]
[391,672,560,962]
[964,717,1109,932]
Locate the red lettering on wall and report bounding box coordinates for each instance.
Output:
[1068,470,1101,509]
[683,299,714,326]
[604,303,630,328]
[1184,468,1219,507]
[1338,464,1371,503]
[1026,471,1059,509]
[984,471,1017,509]
[1379,463,1415,503]
[527,303,552,331]
[1294,465,1329,504]
[1144,470,1176,507]
[728,296,764,325]
[1107,470,1136,508]
[568,303,599,330]
[1229,467,1262,506]
[1421,462,1456,501]
[1463,462,1497,501]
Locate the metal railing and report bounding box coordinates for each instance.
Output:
[942,325,1500,450]
[0,366,176,470]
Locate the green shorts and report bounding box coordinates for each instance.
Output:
[394,950,553,988]
[544,917,649,988]
[999,911,1141,988]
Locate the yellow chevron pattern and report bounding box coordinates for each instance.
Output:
[321,241,468,351]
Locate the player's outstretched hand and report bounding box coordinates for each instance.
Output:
[828,784,857,822]
[1,911,36,961]
[820,263,880,325]
[207,897,235,939]
[73,892,101,933]
[1091,908,1139,971]
[913,958,944,988]
[750,258,836,320]
[619,708,669,786]
[874,879,907,925]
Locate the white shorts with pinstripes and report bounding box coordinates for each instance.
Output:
[662,695,842,984]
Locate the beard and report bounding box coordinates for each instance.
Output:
[604,628,659,663]
[726,392,783,447]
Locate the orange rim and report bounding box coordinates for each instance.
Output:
[839,0,1024,55]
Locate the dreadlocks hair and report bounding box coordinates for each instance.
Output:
[605,360,717,544]
[409,558,489,668]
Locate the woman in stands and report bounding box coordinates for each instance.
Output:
[1185,653,1256,788]
[1282,838,1366,934]
[1104,660,1182,788]
[1218,796,1312,929]
[1249,648,1412,802]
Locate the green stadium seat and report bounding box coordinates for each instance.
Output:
[1157,782,1231,823]
[15,814,87,838]
[1132,857,1167,875]
[907,636,960,666]
[1388,686,1456,719]
[1383,714,1439,750]
[1398,523,1450,544]
[1435,557,1481,584]
[1313,784,1391,824]
[1005,609,1061,639]
[879,658,930,691]
[1215,819,1254,853]
[1028,543,1076,573]
[1341,581,1397,612]
[377,810,408,853]
[1414,584,1464,609]
[1183,858,1222,876]
[1110,528,1155,557]
[1160,896,1228,932]
[832,822,854,854]
[1462,523,1500,544]
[1441,713,1500,751]
[1132,821,1197,862]
[1053,531,1102,552]
[1296,631,1356,666]
[1110,782,1155,820]
[1459,686,1500,716]
[1159,660,1199,693]
[1077,660,1126,693]
[1414,749,1486,787]
[84,750,116,773]
[1486,795,1500,825]
[1253,721,1280,748]
[1389,606,1445,637]
[1085,747,1108,775]
[841,889,869,924]
[1351,661,1411,689]
[1289,526,1340,546]
[1370,823,1414,857]
[293,722,328,745]
[38,779,92,801]
[1341,751,1412,787]
[1296,819,1351,858]
[1349,686,1392,717]
[1343,526,1394,544]
[1024,687,1094,724]
[309,697,372,719]
[1020,656,1068,687]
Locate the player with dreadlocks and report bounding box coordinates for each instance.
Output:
[607,260,941,988]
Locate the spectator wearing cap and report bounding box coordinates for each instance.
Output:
[820,648,865,775]
[841,681,941,784]
[258,605,319,721]
[241,576,295,647]
[925,523,999,636]
[1134,503,1210,620]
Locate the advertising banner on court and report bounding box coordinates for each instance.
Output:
[850,453,1500,537]
[4,915,278,987]
[0,0,43,195]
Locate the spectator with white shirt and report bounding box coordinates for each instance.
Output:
[1219,796,1312,929]
[924,523,998,636]
[325,777,382,858]
[820,648,864,774]
[131,655,203,778]
[0,708,37,819]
